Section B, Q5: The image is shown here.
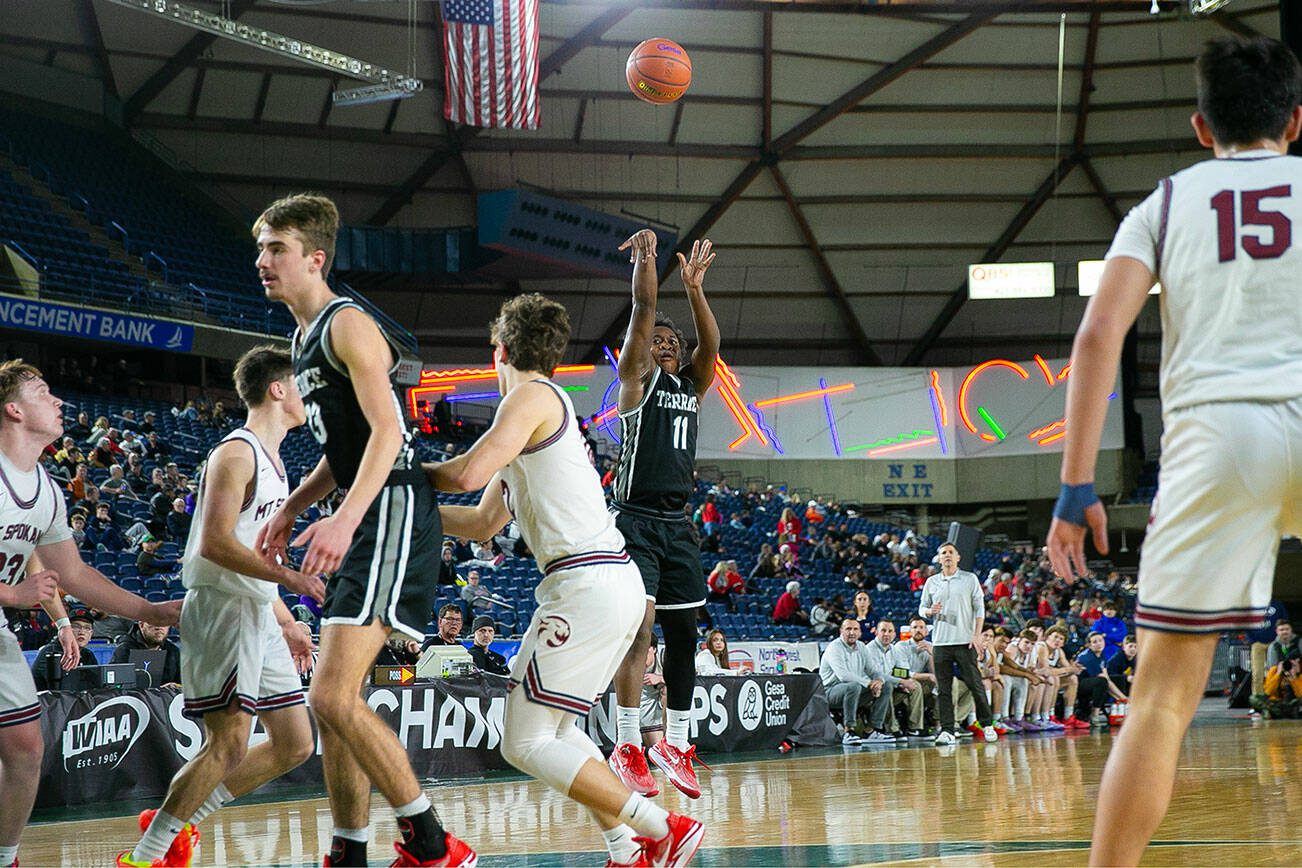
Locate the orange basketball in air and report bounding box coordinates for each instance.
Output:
[626,38,692,104]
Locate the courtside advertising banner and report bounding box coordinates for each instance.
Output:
[36,674,833,808]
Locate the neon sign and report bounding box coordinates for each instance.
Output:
[408,362,595,417]
[845,429,935,454]
[714,359,769,450]
[821,377,843,457]
[401,351,1113,461]
[753,383,854,408]
[928,370,949,456]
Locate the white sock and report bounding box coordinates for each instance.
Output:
[665,709,691,750]
[0,846,17,865]
[394,794,431,817]
[188,782,232,825]
[616,706,641,747]
[617,793,670,840]
[332,827,370,843]
[601,824,641,864]
[133,810,185,862]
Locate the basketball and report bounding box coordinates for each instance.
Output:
[626,38,692,104]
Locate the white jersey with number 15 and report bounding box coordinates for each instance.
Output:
[1106,150,1302,415]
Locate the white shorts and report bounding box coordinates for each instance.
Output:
[180,587,304,718]
[0,629,40,728]
[1137,398,1301,634]
[1003,675,1028,717]
[640,685,665,732]
[509,555,644,716]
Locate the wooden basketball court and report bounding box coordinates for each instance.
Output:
[22,702,1301,866]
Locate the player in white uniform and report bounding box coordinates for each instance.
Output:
[0,360,181,868]
[426,293,703,867]
[1047,36,1302,865]
[119,348,325,867]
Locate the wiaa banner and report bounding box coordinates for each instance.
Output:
[36,673,835,809]
[37,675,514,809]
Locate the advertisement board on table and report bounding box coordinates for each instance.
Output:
[36,673,835,809]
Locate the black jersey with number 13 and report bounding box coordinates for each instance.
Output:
[613,366,698,516]
[291,297,414,489]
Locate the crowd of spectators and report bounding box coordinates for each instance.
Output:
[41,391,228,560]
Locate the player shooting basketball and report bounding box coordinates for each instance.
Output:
[606,230,720,802]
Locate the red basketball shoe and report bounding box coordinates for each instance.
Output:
[609,742,659,796]
[646,742,707,799]
[605,843,653,867]
[636,813,704,867]
[388,832,477,867]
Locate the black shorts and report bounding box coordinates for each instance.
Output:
[615,509,704,610]
[321,470,440,640]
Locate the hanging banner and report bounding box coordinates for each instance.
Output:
[0,293,194,351]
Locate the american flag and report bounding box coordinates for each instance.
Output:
[441,0,540,130]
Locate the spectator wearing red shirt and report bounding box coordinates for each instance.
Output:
[706,560,745,612]
[776,507,802,553]
[772,581,809,626]
[700,494,721,537]
[993,575,1012,603]
[1036,591,1056,620]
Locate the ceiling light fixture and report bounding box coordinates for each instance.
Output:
[333,80,423,106]
[104,0,422,92]
[1189,0,1235,14]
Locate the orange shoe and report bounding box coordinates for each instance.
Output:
[116,853,160,868]
[609,742,659,796]
[646,742,707,799]
[636,813,704,867]
[133,810,200,867]
[389,832,477,867]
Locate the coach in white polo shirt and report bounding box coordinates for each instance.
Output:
[919,542,996,745]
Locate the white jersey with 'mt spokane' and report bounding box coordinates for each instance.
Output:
[0,453,72,579]
[0,453,72,726]
[181,428,288,602]
[1106,151,1302,413]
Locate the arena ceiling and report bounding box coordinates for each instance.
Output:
[0,0,1283,376]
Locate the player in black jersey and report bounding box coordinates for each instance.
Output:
[607,228,719,801]
[252,195,473,868]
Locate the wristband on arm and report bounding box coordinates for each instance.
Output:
[54,618,71,630]
[1053,482,1099,526]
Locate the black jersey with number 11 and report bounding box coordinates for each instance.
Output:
[291,297,414,489]
[612,365,698,517]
